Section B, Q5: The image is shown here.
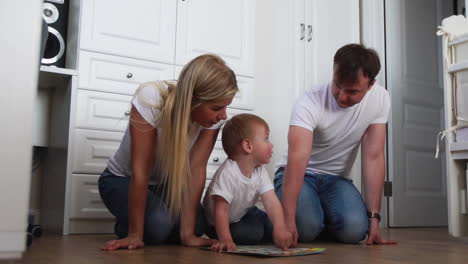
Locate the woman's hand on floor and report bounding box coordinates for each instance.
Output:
[181,234,216,247]
[101,233,145,251]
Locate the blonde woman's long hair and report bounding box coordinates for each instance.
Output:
[156,54,237,216]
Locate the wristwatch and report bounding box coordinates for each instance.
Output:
[367,211,381,222]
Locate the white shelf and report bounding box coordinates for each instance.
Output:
[451,141,468,151]
[38,66,77,89]
[40,65,77,76]
[448,62,468,73]
[449,33,468,47]
[450,141,468,160]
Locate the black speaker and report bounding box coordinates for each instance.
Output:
[41,0,69,68]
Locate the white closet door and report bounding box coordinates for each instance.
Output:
[175,0,255,77]
[80,0,177,64]
[292,0,306,99]
[305,0,360,89]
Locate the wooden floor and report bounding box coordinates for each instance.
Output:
[7,228,468,264]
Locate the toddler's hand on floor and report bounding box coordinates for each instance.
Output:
[273,227,293,251]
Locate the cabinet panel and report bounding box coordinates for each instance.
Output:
[70,174,114,219]
[233,76,254,110]
[175,66,254,110]
[80,0,177,63]
[78,51,174,95]
[208,148,227,168]
[76,90,132,132]
[216,108,251,141]
[176,0,255,77]
[72,129,124,174]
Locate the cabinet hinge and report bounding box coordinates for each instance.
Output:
[384,181,393,197]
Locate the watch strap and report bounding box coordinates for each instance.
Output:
[367,211,381,222]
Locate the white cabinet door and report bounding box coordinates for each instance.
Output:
[233,76,254,110]
[80,0,177,64]
[291,0,360,97]
[175,0,255,77]
[175,66,254,110]
[292,0,306,99]
[78,51,174,95]
[70,174,114,219]
[72,129,124,174]
[305,0,360,89]
[75,90,132,132]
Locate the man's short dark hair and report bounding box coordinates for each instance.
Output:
[333,44,381,85]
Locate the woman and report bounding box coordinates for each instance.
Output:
[98,54,238,250]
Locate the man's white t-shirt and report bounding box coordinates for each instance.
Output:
[106,82,223,181]
[203,159,274,225]
[276,82,391,176]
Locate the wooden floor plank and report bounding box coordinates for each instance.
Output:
[8,228,468,264]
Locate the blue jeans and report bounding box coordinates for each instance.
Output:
[98,168,208,245]
[274,168,368,244]
[205,207,273,245]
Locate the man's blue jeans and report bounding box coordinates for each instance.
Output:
[98,169,208,245]
[274,168,368,244]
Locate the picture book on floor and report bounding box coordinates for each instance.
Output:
[201,246,326,257]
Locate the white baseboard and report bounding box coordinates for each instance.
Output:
[0,251,22,260]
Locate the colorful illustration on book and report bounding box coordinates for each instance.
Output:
[202,246,326,257]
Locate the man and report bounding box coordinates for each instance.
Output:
[274,44,397,245]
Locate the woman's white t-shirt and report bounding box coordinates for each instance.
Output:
[106,82,223,181]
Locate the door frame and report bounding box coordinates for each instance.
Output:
[361,0,389,228]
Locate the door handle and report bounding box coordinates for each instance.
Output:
[300,23,305,40]
[307,25,313,42]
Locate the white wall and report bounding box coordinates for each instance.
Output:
[0,0,42,259]
[254,0,296,175]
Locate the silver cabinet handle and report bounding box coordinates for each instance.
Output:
[213,157,219,162]
[126,73,133,79]
[124,110,130,116]
[307,25,313,42]
[300,23,305,40]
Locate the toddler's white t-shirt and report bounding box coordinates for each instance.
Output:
[203,159,273,225]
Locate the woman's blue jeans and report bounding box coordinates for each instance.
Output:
[274,168,368,244]
[98,169,208,245]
